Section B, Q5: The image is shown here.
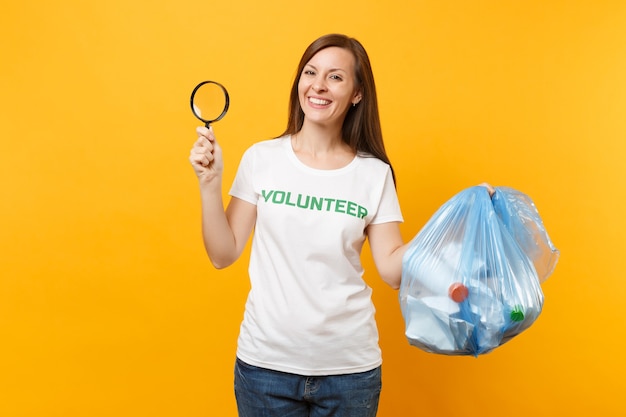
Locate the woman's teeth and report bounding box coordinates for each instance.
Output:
[309,97,331,105]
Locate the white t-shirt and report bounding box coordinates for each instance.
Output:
[229,136,403,376]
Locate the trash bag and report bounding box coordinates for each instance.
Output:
[399,186,559,356]
[491,187,559,283]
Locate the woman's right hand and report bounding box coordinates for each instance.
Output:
[189,126,223,184]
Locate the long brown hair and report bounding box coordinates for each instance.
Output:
[279,34,396,184]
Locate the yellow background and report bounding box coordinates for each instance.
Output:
[1,0,624,416]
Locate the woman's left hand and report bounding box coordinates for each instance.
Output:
[478,182,496,197]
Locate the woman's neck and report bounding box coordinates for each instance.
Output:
[291,123,355,169]
[293,122,346,154]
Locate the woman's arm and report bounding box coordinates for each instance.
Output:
[199,192,256,269]
[190,127,256,269]
[366,222,407,290]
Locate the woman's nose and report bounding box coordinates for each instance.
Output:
[312,77,327,92]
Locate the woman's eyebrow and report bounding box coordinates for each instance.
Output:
[304,64,347,73]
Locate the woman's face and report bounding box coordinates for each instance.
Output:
[298,47,362,128]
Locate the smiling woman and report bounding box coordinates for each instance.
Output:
[280,34,392,178]
[3,1,624,416]
[297,46,362,130]
[189,33,408,417]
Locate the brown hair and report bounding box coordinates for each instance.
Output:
[279,33,396,183]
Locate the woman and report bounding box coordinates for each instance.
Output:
[189,34,407,417]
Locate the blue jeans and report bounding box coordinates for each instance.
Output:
[234,358,381,417]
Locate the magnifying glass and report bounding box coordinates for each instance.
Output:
[190,81,230,127]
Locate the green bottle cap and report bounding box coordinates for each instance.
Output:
[510,306,525,322]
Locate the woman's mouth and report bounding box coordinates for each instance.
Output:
[309,97,331,106]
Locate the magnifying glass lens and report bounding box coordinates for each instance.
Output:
[190,81,229,127]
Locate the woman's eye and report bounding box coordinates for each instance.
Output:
[304,70,315,76]
[330,74,343,81]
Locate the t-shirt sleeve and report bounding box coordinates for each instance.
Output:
[229,146,259,205]
[370,167,404,225]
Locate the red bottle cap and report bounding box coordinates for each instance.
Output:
[448,282,469,303]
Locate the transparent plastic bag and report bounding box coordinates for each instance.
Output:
[399,186,558,356]
[491,187,559,283]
